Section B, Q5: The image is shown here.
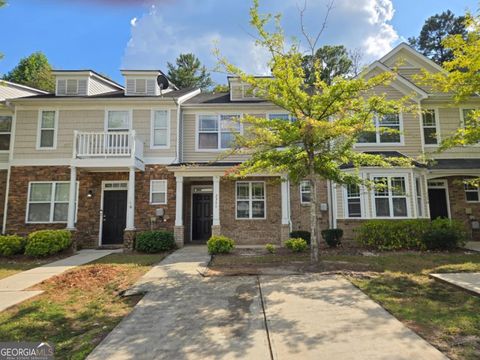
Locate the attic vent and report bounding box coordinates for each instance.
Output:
[78,79,87,95]
[57,78,88,96]
[125,78,158,96]
[57,80,66,95]
[66,79,78,95]
[136,79,147,94]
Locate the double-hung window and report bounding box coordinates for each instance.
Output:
[465,180,480,202]
[150,180,167,204]
[268,113,296,122]
[300,180,311,204]
[422,109,438,145]
[346,184,362,218]
[27,182,77,223]
[0,115,12,151]
[236,182,266,219]
[151,110,169,148]
[373,176,408,217]
[106,110,130,150]
[37,110,57,149]
[415,177,423,216]
[198,114,241,150]
[358,114,401,144]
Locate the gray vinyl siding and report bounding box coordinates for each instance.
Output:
[88,78,119,95]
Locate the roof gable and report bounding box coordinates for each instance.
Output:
[380,43,446,74]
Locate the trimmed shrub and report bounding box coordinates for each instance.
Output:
[289,231,311,245]
[136,231,175,253]
[265,243,276,254]
[422,218,466,250]
[321,229,343,248]
[0,235,25,257]
[207,236,235,254]
[355,219,430,251]
[285,238,308,253]
[25,230,72,257]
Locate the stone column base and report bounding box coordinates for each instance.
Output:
[174,225,185,248]
[280,224,290,246]
[123,229,136,253]
[211,225,221,237]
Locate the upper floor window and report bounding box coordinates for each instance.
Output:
[150,180,168,204]
[422,109,438,145]
[300,180,311,204]
[106,110,130,132]
[236,181,266,219]
[346,184,362,218]
[373,176,408,218]
[57,78,87,96]
[27,181,77,223]
[358,114,401,145]
[197,114,241,150]
[268,113,296,122]
[151,110,169,148]
[0,115,12,151]
[37,110,57,149]
[242,84,259,99]
[464,180,480,202]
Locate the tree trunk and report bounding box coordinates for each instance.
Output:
[309,169,319,262]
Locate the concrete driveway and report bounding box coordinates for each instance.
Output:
[88,247,447,360]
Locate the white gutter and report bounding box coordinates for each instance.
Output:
[173,89,201,164]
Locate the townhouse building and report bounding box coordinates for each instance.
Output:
[0,43,479,249]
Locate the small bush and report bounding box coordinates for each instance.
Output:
[289,231,311,245]
[136,231,175,253]
[0,235,25,257]
[265,243,276,254]
[25,230,72,257]
[285,238,308,253]
[321,229,343,248]
[422,218,466,250]
[207,236,235,254]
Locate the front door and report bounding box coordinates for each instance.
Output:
[102,190,128,245]
[428,188,449,219]
[192,193,213,242]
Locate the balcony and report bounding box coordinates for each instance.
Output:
[72,130,144,170]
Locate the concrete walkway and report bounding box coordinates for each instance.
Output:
[431,272,480,296]
[0,249,118,312]
[465,241,480,252]
[88,246,447,360]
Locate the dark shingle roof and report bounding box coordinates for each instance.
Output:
[429,159,480,170]
[184,92,270,105]
[340,151,426,169]
[168,162,241,167]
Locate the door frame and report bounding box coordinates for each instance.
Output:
[190,185,213,242]
[427,179,451,219]
[98,181,129,246]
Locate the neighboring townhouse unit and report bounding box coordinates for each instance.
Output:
[1,43,480,249]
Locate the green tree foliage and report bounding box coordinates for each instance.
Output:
[303,45,354,85]
[211,84,229,93]
[216,0,413,261]
[167,53,213,90]
[408,10,467,64]
[3,52,55,92]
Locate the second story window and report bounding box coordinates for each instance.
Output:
[268,113,296,122]
[0,115,12,151]
[151,110,169,148]
[358,114,401,145]
[37,110,57,149]
[197,114,241,150]
[107,110,130,132]
[422,110,438,145]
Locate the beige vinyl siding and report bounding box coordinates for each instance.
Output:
[132,109,176,158]
[88,78,119,95]
[0,83,43,101]
[230,84,243,101]
[336,185,344,219]
[356,85,422,157]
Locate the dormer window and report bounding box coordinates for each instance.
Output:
[56,78,87,96]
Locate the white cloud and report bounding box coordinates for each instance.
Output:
[122,0,400,82]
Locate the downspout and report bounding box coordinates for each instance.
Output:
[173,99,181,164]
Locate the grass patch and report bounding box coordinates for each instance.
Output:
[0,252,168,359]
[0,255,69,280]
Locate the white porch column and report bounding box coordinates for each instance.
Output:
[175,176,184,226]
[281,176,290,225]
[126,167,136,230]
[66,166,77,230]
[213,176,220,226]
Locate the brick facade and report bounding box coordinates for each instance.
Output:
[0,170,8,232]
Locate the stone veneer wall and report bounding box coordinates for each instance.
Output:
[5,165,176,248]
[0,170,8,232]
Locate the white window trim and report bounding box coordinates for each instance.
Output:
[266,112,296,122]
[241,84,259,99]
[36,109,58,150]
[464,179,480,203]
[0,114,12,154]
[371,174,410,219]
[415,175,424,217]
[104,109,133,133]
[356,113,404,147]
[422,108,441,147]
[26,181,79,224]
[299,180,311,205]
[343,184,363,219]
[195,113,243,152]
[235,181,267,220]
[459,107,480,147]
[150,109,170,149]
[150,179,168,205]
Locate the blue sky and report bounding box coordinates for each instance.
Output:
[0,0,477,85]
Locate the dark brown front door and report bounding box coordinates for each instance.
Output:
[428,188,449,219]
[192,193,213,242]
[102,190,127,245]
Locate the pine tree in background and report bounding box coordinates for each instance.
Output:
[167,53,213,91]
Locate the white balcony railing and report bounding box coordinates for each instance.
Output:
[74,130,144,161]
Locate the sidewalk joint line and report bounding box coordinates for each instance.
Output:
[257,275,274,360]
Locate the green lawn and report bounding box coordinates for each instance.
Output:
[211,251,480,359]
[0,252,168,360]
[0,257,65,280]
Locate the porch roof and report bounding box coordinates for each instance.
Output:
[429,158,480,170]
